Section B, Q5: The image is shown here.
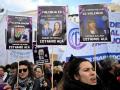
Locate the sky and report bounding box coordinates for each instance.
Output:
[0,0,119,14]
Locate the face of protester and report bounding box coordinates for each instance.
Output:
[19,65,29,79]
[11,69,17,76]
[74,61,97,85]
[115,63,120,69]
[44,63,51,69]
[35,68,43,78]
[0,68,4,77]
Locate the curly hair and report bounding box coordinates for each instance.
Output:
[19,60,34,79]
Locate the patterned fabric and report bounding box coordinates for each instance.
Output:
[14,77,34,90]
[39,76,45,87]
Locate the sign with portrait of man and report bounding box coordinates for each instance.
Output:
[79,4,111,42]
[33,47,50,65]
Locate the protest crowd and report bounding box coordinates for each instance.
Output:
[0,56,120,90]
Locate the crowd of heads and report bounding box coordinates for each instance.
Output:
[0,56,120,90]
[0,60,52,90]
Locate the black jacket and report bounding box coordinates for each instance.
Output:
[101,70,120,90]
[33,77,51,90]
[63,79,108,90]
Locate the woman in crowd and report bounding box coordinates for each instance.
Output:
[0,66,10,83]
[43,63,52,85]
[100,57,120,90]
[13,60,34,90]
[53,65,63,88]
[33,66,51,90]
[63,55,109,90]
[7,62,18,90]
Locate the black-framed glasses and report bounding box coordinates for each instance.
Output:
[19,68,28,73]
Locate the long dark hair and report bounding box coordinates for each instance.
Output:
[64,55,89,80]
[53,22,61,31]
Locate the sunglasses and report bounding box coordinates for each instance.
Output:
[19,68,28,73]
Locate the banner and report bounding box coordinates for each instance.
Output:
[37,6,67,45]
[61,19,108,62]
[79,4,111,42]
[6,15,32,49]
[0,13,7,65]
[7,50,34,64]
[107,12,120,59]
[61,12,120,62]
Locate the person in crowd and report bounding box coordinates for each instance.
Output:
[62,55,109,90]
[13,60,34,90]
[100,57,120,90]
[42,21,52,36]
[7,62,18,90]
[53,65,63,88]
[44,63,52,84]
[52,22,62,36]
[33,66,51,90]
[5,64,11,76]
[115,60,120,83]
[0,66,10,83]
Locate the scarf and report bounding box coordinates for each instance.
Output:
[14,77,34,90]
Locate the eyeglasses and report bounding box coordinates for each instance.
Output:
[19,68,28,73]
